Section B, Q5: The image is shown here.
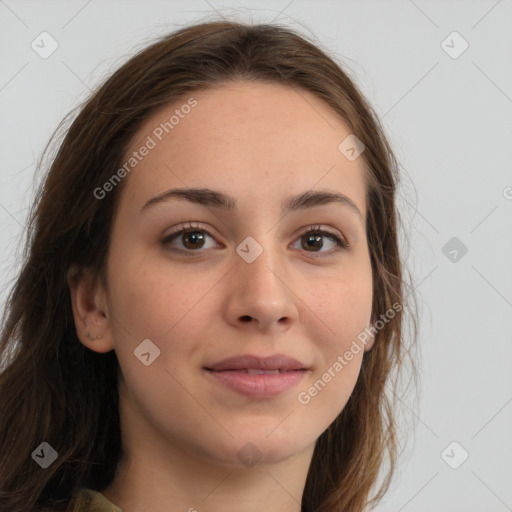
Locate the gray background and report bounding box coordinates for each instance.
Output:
[1,1,511,510]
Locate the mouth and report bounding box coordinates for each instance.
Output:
[206,368,303,374]
[203,353,310,398]
[204,353,308,372]
[204,369,307,397]
[203,366,308,398]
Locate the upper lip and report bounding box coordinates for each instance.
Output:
[205,354,307,371]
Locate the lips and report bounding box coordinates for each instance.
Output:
[203,354,309,398]
[204,353,307,372]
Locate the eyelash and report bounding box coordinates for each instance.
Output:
[161,221,349,257]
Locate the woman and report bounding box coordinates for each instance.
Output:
[0,20,417,512]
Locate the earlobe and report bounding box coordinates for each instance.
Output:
[363,332,375,352]
[67,265,115,353]
[362,313,376,352]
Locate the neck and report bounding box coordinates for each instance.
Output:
[101,381,315,512]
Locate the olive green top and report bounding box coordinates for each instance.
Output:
[67,487,123,512]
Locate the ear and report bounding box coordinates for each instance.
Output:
[363,311,376,352]
[67,264,115,353]
[363,330,375,352]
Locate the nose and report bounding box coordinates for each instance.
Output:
[223,238,299,333]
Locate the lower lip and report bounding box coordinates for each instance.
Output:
[204,369,307,398]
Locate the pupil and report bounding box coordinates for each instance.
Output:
[184,231,204,249]
[304,234,322,251]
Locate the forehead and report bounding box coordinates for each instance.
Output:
[119,80,367,217]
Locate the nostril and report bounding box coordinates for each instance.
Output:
[240,316,252,322]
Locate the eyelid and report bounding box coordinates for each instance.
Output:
[162,221,349,255]
[163,221,219,243]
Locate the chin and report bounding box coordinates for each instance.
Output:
[209,432,311,469]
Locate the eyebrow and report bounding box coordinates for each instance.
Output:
[140,187,364,221]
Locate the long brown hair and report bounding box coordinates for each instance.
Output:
[0,19,418,512]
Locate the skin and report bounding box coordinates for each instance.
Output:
[68,80,374,512]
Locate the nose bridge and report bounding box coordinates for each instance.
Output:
[236,232,283,295]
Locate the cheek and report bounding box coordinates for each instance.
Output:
[294,283,371,430]
[304,259,373,351]
[106,244,207,338]
[105,244,222,384]
[297,258,372,410]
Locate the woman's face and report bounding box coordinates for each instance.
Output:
[91,80,373,468]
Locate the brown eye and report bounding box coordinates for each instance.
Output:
[293,226,348,256]
[162,222,348,256]
[162,222,218,253]
[162,229,214,251]
[301,233,324,252]
[180,230,206,250]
